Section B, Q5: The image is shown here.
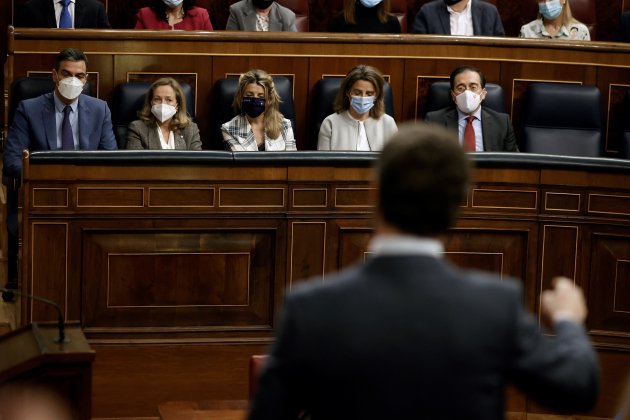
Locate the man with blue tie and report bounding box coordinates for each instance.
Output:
[15,0,111,28]
[2,48,117,297]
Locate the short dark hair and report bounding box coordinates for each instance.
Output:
[55,48,88,71]
[449,65,486,90]
[377,123,471,236]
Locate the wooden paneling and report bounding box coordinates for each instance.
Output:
[18,153,630,417]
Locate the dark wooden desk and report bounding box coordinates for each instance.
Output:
[17,151,630,418]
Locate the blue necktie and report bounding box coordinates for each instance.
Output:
[62,106,75,150]
[59,0,72,28]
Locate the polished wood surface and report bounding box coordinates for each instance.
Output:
[15,151,630,418]
[0,323,94,420]
[4,29,630,154]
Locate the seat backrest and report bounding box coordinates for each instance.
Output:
[276,0,309,31]
[621,90,630,159]
[112,81,195,149]
[9,76,92,125]
[521,83,603,157]
[308,77,395,150]
[210,75,296,150]
[424,81,506,116]
[248,354,268,400]
[569,0,596,39]
[390,0,406,33]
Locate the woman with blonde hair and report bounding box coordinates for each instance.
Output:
[331,0,401,33]
[520,0,590,40]
[222,69,296,151]
[318,64,397,151]
[126,77,201,150]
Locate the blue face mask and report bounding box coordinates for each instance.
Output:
[242,96,266,118]
[350,95,375,115]
[359,0,383,7]
[538,0,563,20]
[162,0,183,8]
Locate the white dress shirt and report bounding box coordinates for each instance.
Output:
[447,0,473,36]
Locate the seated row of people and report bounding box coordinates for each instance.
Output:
[2,48,520,163]
[16,0,607,41]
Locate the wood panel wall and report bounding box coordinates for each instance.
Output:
[18,152,630,418]
[5,29,630,155]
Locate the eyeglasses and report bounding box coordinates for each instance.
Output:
[453,84,483,94]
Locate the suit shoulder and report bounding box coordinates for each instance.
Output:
[229,0,247,11]
[426,106,454,119]
[421,0,443,11]
[460,269,521,297]
[275,2,295,17]
[482,106,509,120]
[287,264,364,302]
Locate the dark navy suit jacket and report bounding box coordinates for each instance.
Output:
[15,0,111,28]
[3,92,117,178]
[412,0,504,36]
[249,255,599,419]
[425,106,519,152]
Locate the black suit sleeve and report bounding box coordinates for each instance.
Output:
[411,8,429,34]
[509,301,599,412]
[502,114,518,152]
[95,1,112,28]
[249,296,306,420]
[489,6,505,36]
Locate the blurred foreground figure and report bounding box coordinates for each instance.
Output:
[0,383,74,420]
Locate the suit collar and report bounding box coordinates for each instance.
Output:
[470,0,482,36]
[42,93,58,149]
[438,2,451,34]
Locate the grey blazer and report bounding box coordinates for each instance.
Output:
[425,106,519,152]
[226,0,297,31]
[125,120,202,150]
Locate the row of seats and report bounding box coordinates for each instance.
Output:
[8,76,630,158]
[237,0,597,38]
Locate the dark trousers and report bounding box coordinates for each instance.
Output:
[6,186,18,289]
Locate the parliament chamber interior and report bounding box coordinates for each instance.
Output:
[1,0,630,419]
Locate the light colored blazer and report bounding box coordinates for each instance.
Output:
[226,0,297,31]
[125,120,202,150]
[317,111,398,151]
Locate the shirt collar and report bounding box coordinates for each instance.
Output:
[368,234,444,258]
[456,104,482,122]
[447,0,472,16]
[53,91,79,113]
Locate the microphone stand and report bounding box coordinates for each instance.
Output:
[0,287,70,344]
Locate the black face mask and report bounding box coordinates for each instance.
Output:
[242,97,266,118]
[443,0,460,5]
[253,0,274,10]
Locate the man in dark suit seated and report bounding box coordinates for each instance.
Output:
[249,123,599,419]
[425,65,518,152]
[2,48,117,297]
[412,0,504,36]
[15,0,111,28]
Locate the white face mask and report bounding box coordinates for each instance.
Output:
[455,90,482,115]
[151,103,177,123]
[57,77,84,101]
